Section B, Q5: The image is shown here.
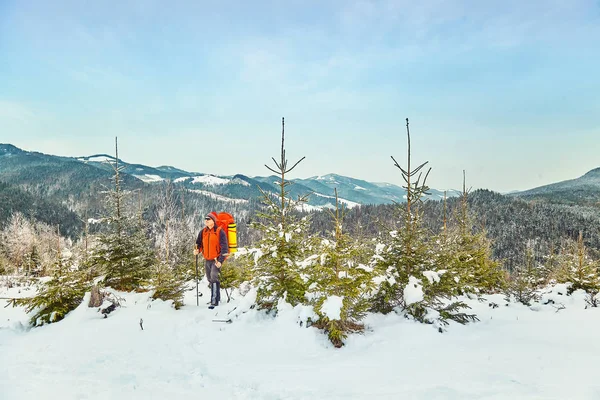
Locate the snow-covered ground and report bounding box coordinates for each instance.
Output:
[1,280,599,400]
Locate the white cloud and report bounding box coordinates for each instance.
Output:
[337,0,600,51]
[0,101,36,123]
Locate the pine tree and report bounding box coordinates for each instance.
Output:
[26,245,42,277]
[247,118,310,311]
[438,171,506,296]
[543,240,559,282]
[554,232,600,305]
[89,138,155,291]
[307,188,374,347]
[13,240,90,326]
[374,119,477,328]
[219,254,254,302]
[505,243,545,305]
[151,260,186,308]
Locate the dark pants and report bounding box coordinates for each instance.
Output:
[204,260,220,284]
[205,260,221,305]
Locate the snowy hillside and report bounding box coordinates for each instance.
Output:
[1,279,599,400]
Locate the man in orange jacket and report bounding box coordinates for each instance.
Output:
[194,212,228,308]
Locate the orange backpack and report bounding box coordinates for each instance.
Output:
[214,212,237,259]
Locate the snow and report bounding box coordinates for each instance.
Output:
[295,203,323,212]
[174,177,191,183]
[77,155,113,163]
[312,175,340,184]
[189,189,248,204]
[231,177,251,186]
[312,192,360,209]
[133,174,164,183]
[2,280,600,399]
[191,175,230,186]
[335,198,360,209]
[422,270,442,284]
[403,276,424,305]
[320,295,344,320]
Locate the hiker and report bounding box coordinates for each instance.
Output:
[194,212,228,308]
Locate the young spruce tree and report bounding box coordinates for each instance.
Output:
[307,188,375,347]
[219,254,254,302]
[554,232,600,306]
[90,138,155,291]
[438,171,505,296]
[505,242,545,306]
[374,119,477,328]
[248,118,310,311]
[13,232,90,326]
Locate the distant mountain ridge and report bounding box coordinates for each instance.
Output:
[5,143,600,208]
[510,167,600,205]
[0,143,461,208]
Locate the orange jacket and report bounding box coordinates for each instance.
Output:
[196,226,228,262]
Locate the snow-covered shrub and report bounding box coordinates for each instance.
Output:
[151,261,187,309]
[306,195,375,347]
[12,255,90,326]
[554,232,600,299]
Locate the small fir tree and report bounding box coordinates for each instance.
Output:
[219,254,254,302]
[554,232,600,304]
[505,244,545,305]
[13,250,90,326]
[248,118,309,311]
[438,171,506,296]
[26,245,42,277]
[307,188,375,347]
[542,240,559,284]
[151,261,186,309]
[89,138,155,291]
[374,119,476,328]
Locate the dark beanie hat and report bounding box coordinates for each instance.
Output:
[206,212,218,223]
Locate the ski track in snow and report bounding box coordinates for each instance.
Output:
[1,282,600,399]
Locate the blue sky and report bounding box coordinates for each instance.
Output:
[1,0,599,193]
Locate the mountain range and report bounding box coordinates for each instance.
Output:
[508,168,600,205]
[2,143,600,217]
[0,144,461,209]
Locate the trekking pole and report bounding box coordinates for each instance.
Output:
[195,245,199,307]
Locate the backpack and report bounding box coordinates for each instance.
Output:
[214,212,237,258]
